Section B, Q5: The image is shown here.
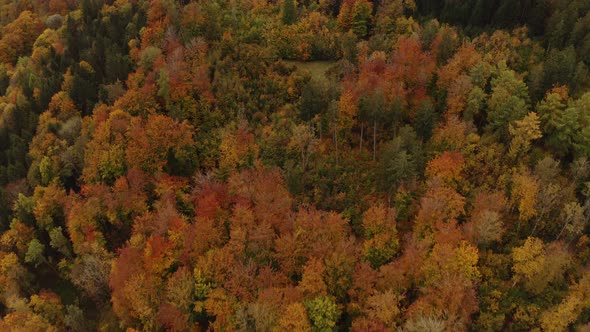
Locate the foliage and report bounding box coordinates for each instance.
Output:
[0,0,588,330]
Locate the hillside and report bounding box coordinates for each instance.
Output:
[0,0,589,331]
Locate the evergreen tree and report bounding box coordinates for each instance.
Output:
[351,0,372,38]
[282,0,297,25]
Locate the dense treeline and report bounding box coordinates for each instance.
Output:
[0,0,589,331]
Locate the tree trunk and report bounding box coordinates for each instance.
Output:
[301,147,306,171]
[529,206,547,237]
[556,221,568,241]
[373,120,377,161]
[333,127,336,146]
[360,123,363,151]
[529,218,541,237]
[336,132,339,165]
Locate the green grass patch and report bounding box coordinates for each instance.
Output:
[284,60,337,83]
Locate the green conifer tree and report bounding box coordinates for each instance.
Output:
[282,0,297,25]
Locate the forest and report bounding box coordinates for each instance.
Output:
[0,0,589,331]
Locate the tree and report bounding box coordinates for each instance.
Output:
[288,124,318,171]
[437,43,482,90]
[69,61,98,114]
[404,315,447,332]
[412,241,480,329]
[126,113,195,175]
[540,271,590,332]
[464,86,486,123]
[487,63,530,140]
[425,151,465,187]
[277,302,312,331]
[464,191,507,246]
[378,137,417,197]
[570,93,590,157]
[374,0,415,35]
[298,258,328,298]
[24,239,45,268]
[0,311,58,331]
[358,89,387,160]
[414,183,466,240]
[64,305,89,332]
[512,238,570,294]
[219,121,259,174]
[110,243,161,329]
[49,227,71,258]
[508,112,542,160]
[340,30,358,64]
[511,171,539,227]
[158,267,195,330]
[542,46,577,92]
[446,74,473,116]
[204,288,238,331]
[282,0,297,25]
[32,183,66,231]
[0,11,44,64]
[556,202,586,240]
[435,27,459,65]
[414,99,437,140]
[71,249,112,301]
[361,205,399,268]
[305,296,340,331]
[29,291,65,328]
[1,220,35,257]
[351,0,373,38]
[337,0,354,31]
[537,87,569,156]
[388,36,436,109]
[82,109,131,184]
[431,116,470,152]
[364,290,403,328]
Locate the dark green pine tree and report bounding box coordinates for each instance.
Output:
[351,1,371,39]
[282,0,297,25]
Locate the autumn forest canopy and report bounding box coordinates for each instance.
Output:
[2,0,590,331]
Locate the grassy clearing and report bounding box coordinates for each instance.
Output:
[284,60,337,83]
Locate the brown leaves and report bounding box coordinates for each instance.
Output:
[464,191,507,246]
[0,11,43,64]
[361,205,400,268]
[390,37,436,105]
[437,43,482,90]
[414,183,466,241]
[219,121,259,172]
[425,151,465,185]
[512,238,571,294]
[228,167,292,234]
[126,113,194,174]
[511,171,539,223]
